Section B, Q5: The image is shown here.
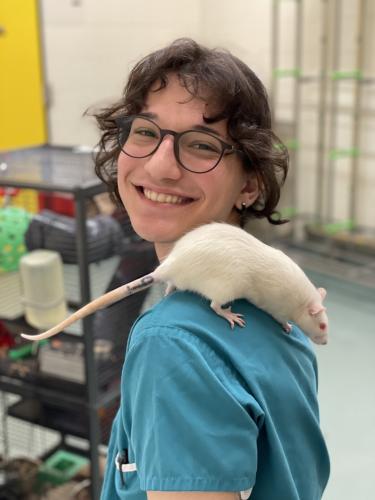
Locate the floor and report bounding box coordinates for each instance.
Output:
[310,271,375,500]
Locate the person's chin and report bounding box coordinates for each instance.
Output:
[130,217,185,245]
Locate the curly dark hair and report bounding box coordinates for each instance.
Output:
[92,38,289,226]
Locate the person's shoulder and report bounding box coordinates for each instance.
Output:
[128,290,316,366]
[128,290,298,355]
[124,290,317,400]
[123,292,223,388]
[128,290,213,349]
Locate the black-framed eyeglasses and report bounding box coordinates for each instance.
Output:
[115,115,243,174]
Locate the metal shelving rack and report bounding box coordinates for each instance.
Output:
[270,0,303,217]
[0,146,139,499]
[324,0,369,226]
[270,0,375,255]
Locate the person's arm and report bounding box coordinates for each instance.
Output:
[123,330,260,498]
[148,493,239,499]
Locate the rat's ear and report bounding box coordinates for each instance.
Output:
[309,305,327,316]
[235,175,259,210]
[317,287,327,301]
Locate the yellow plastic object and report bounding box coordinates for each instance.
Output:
[0,189,40,213]
[0,0,47,149]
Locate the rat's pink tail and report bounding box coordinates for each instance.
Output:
[21,272,157,341]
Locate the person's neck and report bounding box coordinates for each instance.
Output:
[154,242,174,262]
[154,213,242,262]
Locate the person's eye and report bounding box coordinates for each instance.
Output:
[134,127,158,138]
[191,141,220,153]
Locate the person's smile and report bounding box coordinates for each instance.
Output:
[134,184,197,206]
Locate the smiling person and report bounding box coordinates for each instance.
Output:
[94,38,330,500]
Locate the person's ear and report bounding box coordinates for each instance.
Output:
[235,175,259,211]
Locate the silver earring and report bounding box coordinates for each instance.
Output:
[241,202,247,212]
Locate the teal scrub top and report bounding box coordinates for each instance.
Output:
[100,291,330,499]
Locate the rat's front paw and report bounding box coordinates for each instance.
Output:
[210,301,246,329]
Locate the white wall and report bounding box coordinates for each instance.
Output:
[40,0,375,229]
[199,0,272,88]
[41,0,274,147]
[41,0,204,146]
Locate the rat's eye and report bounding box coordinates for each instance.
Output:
[319,323,327,330]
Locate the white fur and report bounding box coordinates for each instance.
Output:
[22,222,328,344]
[155,223,328,344]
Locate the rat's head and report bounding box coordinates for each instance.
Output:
[298,288,328,345]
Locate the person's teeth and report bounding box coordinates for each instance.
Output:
[144,189,184,204]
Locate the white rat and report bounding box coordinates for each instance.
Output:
[21,222,328,344]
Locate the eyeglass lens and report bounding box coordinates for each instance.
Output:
[119,116,224,173]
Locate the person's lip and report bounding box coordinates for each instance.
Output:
[135,184,196,205]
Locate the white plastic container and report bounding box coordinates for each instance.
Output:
[19,250,68,329]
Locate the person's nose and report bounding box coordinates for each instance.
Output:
[143,135,183,181]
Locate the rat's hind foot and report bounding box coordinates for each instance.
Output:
[164,282,177,296]
[283,322,292,334]
[210,301,246,329]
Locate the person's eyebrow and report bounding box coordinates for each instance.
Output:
[138,112,223,138]
[191,124,222,137]
[138,111,158,119]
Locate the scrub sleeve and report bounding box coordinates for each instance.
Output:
[121,327,260,495]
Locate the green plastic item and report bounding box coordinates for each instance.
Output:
[331,70,363,81]
[0,206,31,273]
[273,68,302,78]
[279,207,298,219]
[322,220,355,235]
[308,220,355,237]
[285,139,299,151]
[274,139,299,152]
[38,450,89,486]
[274,142,287,152]
[8,340,48,360]
[329,148,360,160]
